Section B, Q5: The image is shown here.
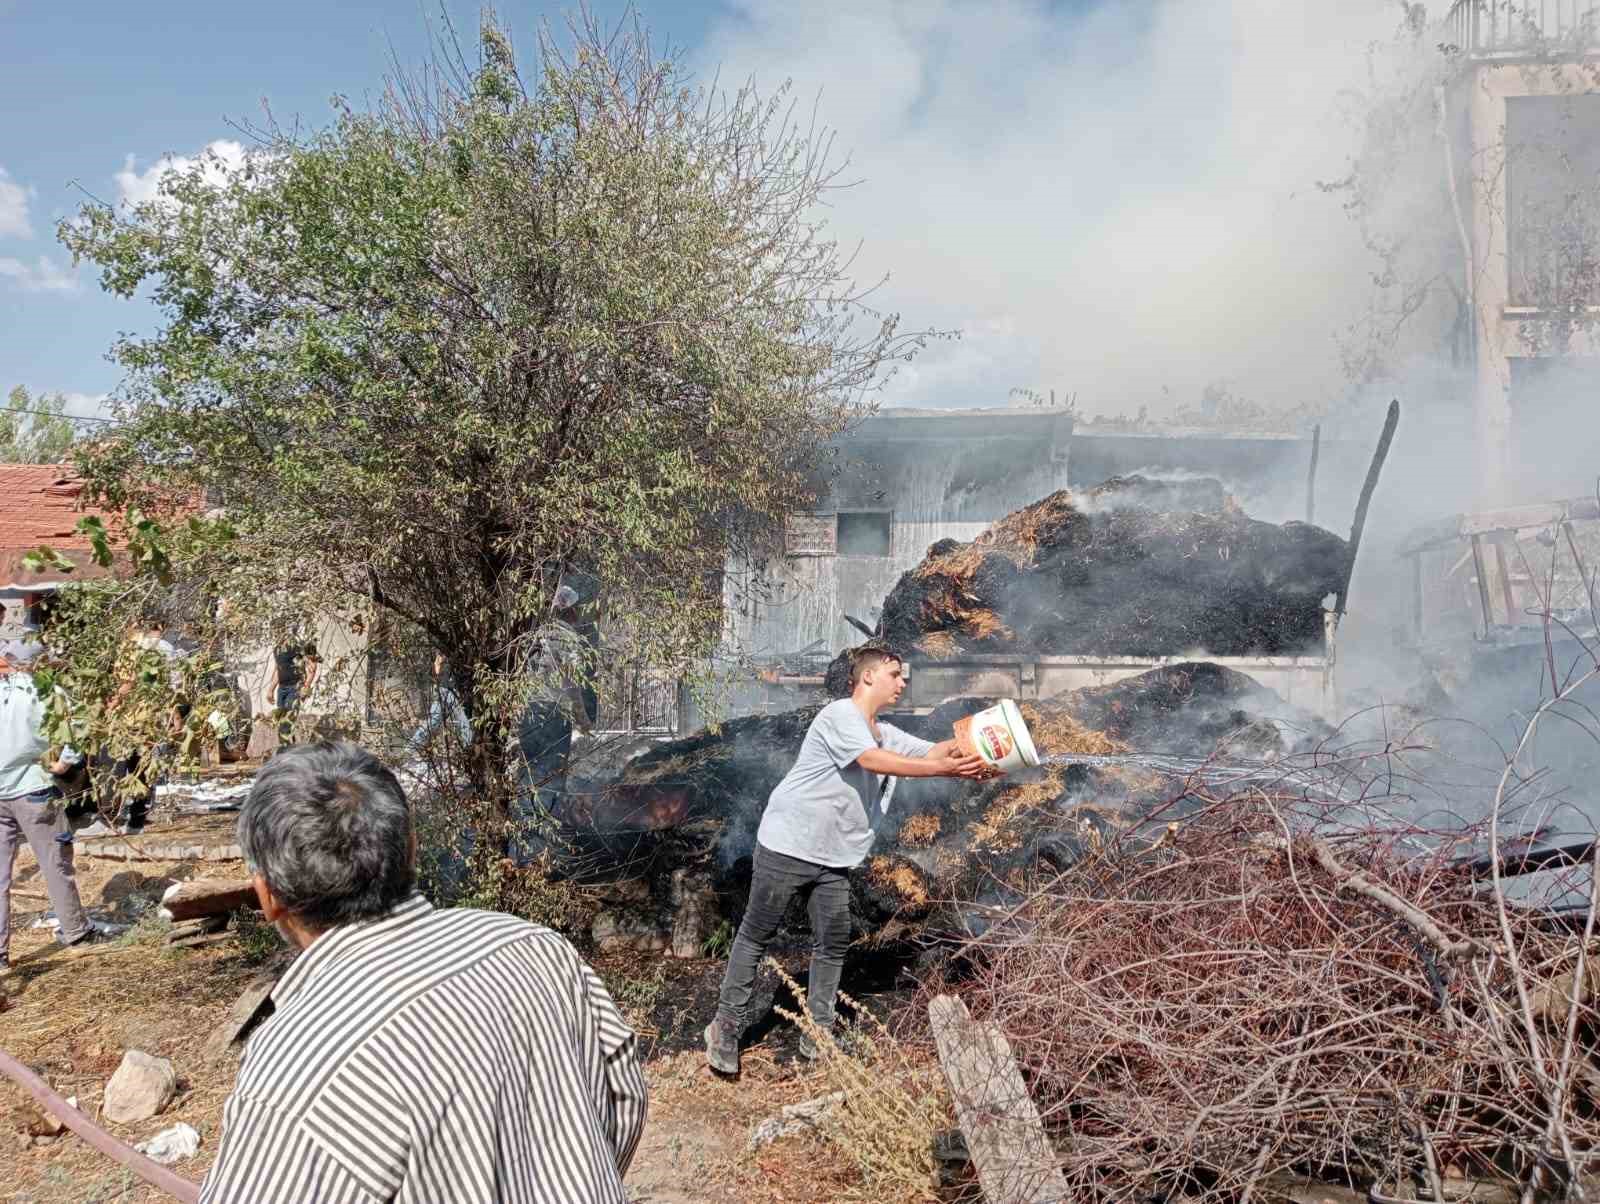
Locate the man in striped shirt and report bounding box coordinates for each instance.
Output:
[201,742,647,1203]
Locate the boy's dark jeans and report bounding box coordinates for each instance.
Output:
[715,842,852,1031]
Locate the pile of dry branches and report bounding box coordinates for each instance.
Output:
[956,783,1600,1201]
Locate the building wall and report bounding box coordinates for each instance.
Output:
[1460,60,1600,503]
[235,608,372,753]
[723,409,1073,659]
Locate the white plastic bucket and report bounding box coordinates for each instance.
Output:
[952,698,1040,771]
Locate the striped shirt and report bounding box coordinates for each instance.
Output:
[200,895,647,1203]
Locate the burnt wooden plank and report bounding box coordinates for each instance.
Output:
[928,994,1069,1204]
[160,878,258,921]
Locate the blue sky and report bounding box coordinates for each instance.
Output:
[0,1,731,413]
[0,1,1395,419]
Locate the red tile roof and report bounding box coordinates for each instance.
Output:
[0,464,119,589]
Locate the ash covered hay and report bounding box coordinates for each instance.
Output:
[592,663,1322,948]
[877,475,1347,658]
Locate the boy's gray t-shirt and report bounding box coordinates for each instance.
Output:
[756,698,934,868]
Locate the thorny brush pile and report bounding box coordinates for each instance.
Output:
[952,785,1600,1202]
[875,475,1349,659]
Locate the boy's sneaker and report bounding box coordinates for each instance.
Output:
[704,1019,740,1076]
[62,920,121,949]
[75,819,116,838]
[116,819,145,836]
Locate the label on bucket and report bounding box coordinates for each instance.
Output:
[976,723,1014,763]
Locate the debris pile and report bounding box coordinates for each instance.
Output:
[954,787,1600,1201]
[875,475,1349,659]
[573,663,1320,947]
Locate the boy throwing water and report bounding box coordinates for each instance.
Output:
[705,643,993,1073]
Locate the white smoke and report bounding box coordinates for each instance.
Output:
[695,0,1406,416]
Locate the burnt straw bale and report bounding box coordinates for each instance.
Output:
[876,475,1347,658]
[570,664,1327,950]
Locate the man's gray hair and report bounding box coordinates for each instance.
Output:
[238,741,414,929]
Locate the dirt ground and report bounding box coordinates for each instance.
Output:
[0,819,897,1204]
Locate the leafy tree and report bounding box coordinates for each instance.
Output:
[1,385,75,462]
[60,15,927,849]
[23,514,244,815]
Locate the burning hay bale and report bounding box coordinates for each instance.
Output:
[876,475,1348,659]
[586,663,1320,948]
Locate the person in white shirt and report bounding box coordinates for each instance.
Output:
[704,643,995,1073]
[0,640,109,970]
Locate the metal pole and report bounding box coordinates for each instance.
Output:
[1336,400,1401,619]
[1413,554,1425,638]
[1305,423,1321,524]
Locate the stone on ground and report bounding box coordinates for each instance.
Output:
[102,1050,176,1124]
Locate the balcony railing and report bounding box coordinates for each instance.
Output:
[1447,0,1600,54]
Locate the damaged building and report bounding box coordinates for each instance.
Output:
[1437,2,1600,499]
[715,407,1369,722]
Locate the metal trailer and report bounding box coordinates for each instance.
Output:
[897,609,1342,721]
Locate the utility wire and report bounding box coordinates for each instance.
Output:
[4,405,117,425]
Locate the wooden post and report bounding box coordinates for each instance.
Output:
[1305,423,1321,525]
[1492,537,1518,623]
[1471,534,1494,635]
[159,878,259,922]
[928,994,1069,1204]
[1564,521,1592,604]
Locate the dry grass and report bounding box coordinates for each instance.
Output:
[866,857,929,909]
[623,751,704,785]
[976,491,1078,558]
[913,630,961,660]
[960,611,1014,643]
[768,960,949,1203]
[897,814,942,849]
[1017,702,1129,756]
[914,544,986,582]
[970,770,1069,850]
[2,848,269,1202]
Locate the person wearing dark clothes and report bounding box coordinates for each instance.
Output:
[79,621,179,837]
[516,587,593,800]
[268,637,318,746]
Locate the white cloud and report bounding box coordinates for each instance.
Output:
[59,391,110,419]
[0,166,34,240]
[0,255,78,293]
[115,138,249,209]
[697,0,1405,415]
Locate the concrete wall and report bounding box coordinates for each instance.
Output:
[1458,59,1600,504]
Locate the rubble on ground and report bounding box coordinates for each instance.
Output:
[875,475,1349,659]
